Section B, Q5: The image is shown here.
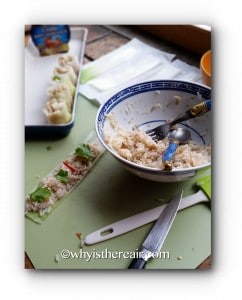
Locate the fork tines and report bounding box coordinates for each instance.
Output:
[145,129,160,141]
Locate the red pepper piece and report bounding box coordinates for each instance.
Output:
[63,161,76,173]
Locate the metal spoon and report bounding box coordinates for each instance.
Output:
[162,127,191,171]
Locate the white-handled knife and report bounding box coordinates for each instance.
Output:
[84,189,210,245]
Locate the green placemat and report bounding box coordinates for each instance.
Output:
[25,95,211,269]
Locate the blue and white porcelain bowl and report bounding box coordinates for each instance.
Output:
[96,80,211,182]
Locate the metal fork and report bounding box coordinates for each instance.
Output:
[146,99,211,141]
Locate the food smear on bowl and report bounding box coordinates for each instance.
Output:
[104,114,211,170]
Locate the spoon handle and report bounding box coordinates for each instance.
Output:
[162,142,178,171]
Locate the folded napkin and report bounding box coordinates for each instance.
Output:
[79,38,203,105]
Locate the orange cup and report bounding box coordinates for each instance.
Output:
[200,50,211,87]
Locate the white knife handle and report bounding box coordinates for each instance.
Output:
[84,190,208,245]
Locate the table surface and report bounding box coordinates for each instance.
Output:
[25,25,211,269]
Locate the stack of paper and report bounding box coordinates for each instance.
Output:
[79,38,203,105]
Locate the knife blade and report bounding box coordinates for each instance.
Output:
[84,189,209,245]
[128,190,182,269]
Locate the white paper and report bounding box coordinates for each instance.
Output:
[79,38,203,105]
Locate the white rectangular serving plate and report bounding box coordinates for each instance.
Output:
[25,27,87,139]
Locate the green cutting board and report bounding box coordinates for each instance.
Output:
[25,95,211,269]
